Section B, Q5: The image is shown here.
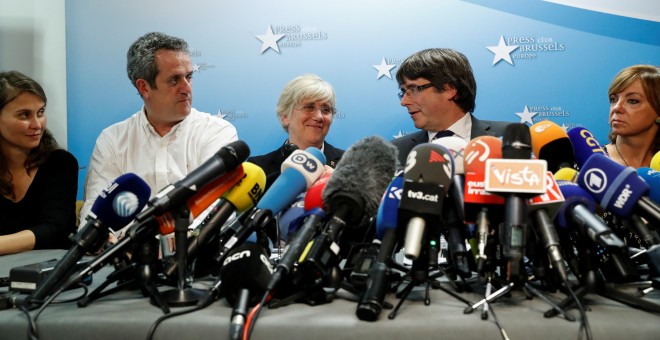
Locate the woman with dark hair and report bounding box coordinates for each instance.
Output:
[0,71,78,255]
[604,65,660,168]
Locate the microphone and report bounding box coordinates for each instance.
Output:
[554,180,625,249]
[135,140,249,222]
[296,136,398,286]
[27,173,151,306]
[217,243,273,340]
[277,193,306,242]
[433,136,470,275]
[530,120,576,172]
[216,148,326,262]
[578,154,660,226]
[162,162,266,278]
[567,127,607,169]
[652,151,660,171]
[487,123,545,282]
[463,136,505,271]
[527,172,569,283]
[153,164,246,236]
[356,174,403,321]
[304,171,333,211]
[637,168,660,204]
[554,180,635,282]
[399,143,454,260]
[554,167,579,182]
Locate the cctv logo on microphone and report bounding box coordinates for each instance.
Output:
[291,152,319,173]
[484,159,546,194]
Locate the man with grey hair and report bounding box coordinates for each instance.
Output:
[80,32,238,224]
[391,48,509,165]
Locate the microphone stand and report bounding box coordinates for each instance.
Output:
[77,237,170,313]
[161,205,205,307]
[388,229,474,320]
[544,238,660,316]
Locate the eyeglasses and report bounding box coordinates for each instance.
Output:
[398,83,434,100]
[297,103,336,115]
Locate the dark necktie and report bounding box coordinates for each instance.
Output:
[431,130,454,142]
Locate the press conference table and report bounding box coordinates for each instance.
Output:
[1,250,659,340]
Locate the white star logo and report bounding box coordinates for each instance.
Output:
[373,58,396,79]
[393,130,405,139]
[515,105,538,125]
[256,25,285,54]
[217,110,228,119]
[560,123,569,132]
[192,63,200,73]
[487,35,519,66]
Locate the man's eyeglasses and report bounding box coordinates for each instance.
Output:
[297,103,336,115]
[398,83,434,100]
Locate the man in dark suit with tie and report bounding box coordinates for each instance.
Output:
[391,48,510,166]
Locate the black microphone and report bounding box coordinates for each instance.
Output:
[491,123,542,282]
[530,120,576,173]
[135,140,249,222]
[356,174,403,321]
[399,143,454,261]
[217,243,273,340]
[162,162,266,279]
[26,173,150,307]
[296,136,398,286]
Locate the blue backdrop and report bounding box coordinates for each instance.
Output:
[65,0,660,199]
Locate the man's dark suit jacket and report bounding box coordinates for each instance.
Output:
[247,141,345,192]
[390,114,510,166]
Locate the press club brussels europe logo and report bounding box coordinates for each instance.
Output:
[256,24,329,53]
[487,35,566,66]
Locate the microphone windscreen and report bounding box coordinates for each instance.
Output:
[502,123,532,159]
[281,148,326,189]
[578,154,649,217]
[554,180,597,229]
[637,168,660,203]
[219,243,273,306]
[464,136,502,174]
[651,151,660,171]
[224,162,266,212]
[90,173,151,229]
[219,140,251,172]
[187,165,245,217]
[567,127,607,169]
[376,175,403,239]
[432,136,467,175]
[403,143,454,188]
[322,136,398,223]
[530,120,575,173]
[554,167,579,182]
[304,171,332,211]
[278,194,306,241]
[258,148,325,214]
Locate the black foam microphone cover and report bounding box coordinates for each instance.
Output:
[219,243,273,306]
[502,123,532,160]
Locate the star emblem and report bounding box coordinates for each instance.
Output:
[393,130,405,139]
[373,58,396,79]
[486,35,519,65]
[192,63,200,73]
[217,110,228,119]
[515,105,538,125]
[256,25,285,54]
[560,123,569,132]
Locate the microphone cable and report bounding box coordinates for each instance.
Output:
[242,289,275,340]
[20,282,89,340]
